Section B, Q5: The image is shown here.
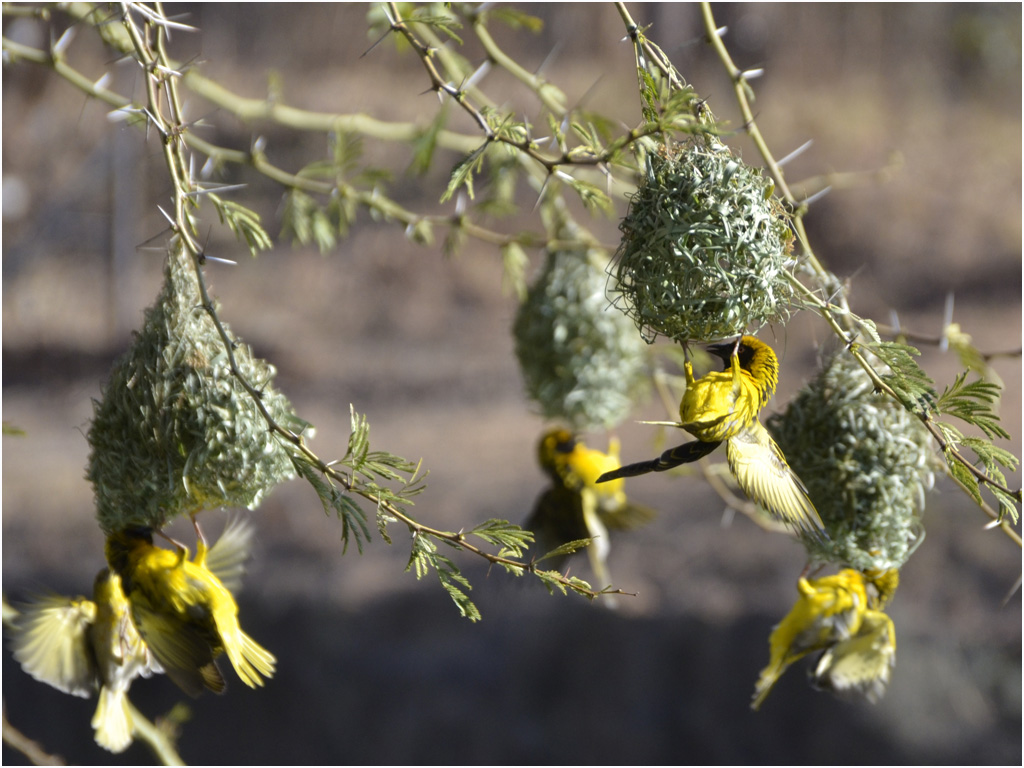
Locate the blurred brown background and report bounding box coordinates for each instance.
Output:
[3,3,1021,764]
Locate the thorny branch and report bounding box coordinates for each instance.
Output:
[105,2,624,601]
[692,2,1021,538]
[3,1,1017,564]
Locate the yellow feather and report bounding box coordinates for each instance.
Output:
[89,569,158,753]
[10,569,161,753]
[725,422,825,541]
[91,687,132,754]
[200,516,256,594]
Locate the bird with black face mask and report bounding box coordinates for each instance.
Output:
[598,336,827,542]
[105,521,275,698]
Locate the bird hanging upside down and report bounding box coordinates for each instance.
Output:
[596,335,827,542]
[105,521,275,698]
[751,567,898,710]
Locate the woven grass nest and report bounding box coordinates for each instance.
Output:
[88,243,310,532]
[611,139,797,345]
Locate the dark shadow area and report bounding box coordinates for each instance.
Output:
[4,581,1020,765]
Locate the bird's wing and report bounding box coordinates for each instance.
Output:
[811,609,896,703]
[596,439,722,483]
[130,600,222,697]
[726,423,827,541]
[203,516,255,593]
[600,499,657,531]
[524,486,589,567]
[10,596,98,697]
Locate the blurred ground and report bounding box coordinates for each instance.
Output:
[2,4,1021,765]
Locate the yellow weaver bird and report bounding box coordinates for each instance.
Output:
[751,568,899,710]
[105,519,274,697]
[596,336,826,541]
[751,568,868,710]
[811,567,898,703]
[528,428,654,601]
[10,518,256,750]
[10,569,158,753]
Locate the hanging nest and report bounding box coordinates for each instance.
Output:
[610,140,796,344]
[767,349,936,571]
[87,243,311,533]
[513,247,648,432]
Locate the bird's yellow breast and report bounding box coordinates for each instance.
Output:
[572,443,624,497]
[680,365,762,442]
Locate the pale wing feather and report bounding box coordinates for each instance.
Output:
[812,609,896,703]
[11,596,97,697]
[203,516,255,593]
[726,423,826,541]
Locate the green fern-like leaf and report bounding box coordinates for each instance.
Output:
[945,447,983,505]
[578,110,623,153]
[282,189,318,247]
[310,206,338,253]
[208,194,273,256]
[410,106,449,176]
[533,568,594,598]
[328,192,358,241]
[856,317,882,343]
[566,177,612,215]
[376,506,396,545]
[442,143,488,202]
[439,573,480,621]
[535,538,593,563]
[569,121,606,157]
[487,111,530,146]
[406,533,481,621]
[636,65,661,123]
[866,340,937,415]
[659,85,705,133]
[485,6,544,32]
[466,519,534,559]
[960,436,1019,474]
[292,455,371,554]
[343,408,422,487]
[501,241,529,301]
[406,530,435,579]
[936,372,1009,440]
[989,486,1020,522]
[442,218,467,258]
[337,407,427,513]
[329,131,365,176]
[407,8,464,45]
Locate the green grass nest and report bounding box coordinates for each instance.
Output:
[514,248,648,432]
[611,140,796,344]
[768,349,935,571]
[88,243,310,533]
